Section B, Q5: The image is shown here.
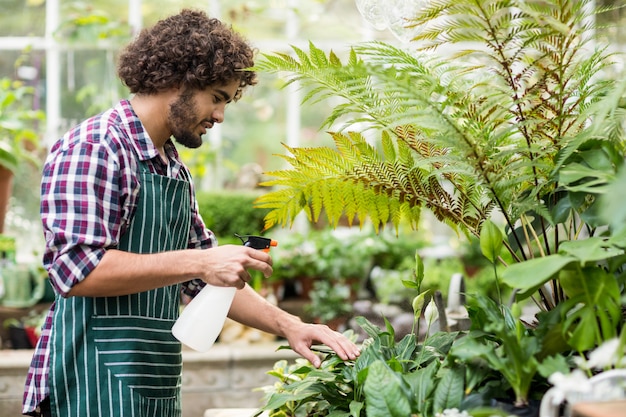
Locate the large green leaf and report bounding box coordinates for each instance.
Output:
[364,361,412,417]
[433,367,464,414]
[260,379,322,411]
[558,238,624,264]
[479,219,504,264]
[500,255,575,293]
[405,360,439,414]
[560,266,622,351]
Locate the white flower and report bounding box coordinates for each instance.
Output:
[435,408,514,417]
[435,408,470,417]
[547,370,592,405]
[575,338,622,370]
[424,299,439,326]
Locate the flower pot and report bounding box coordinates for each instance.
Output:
[325,316,348,331]
[8,325,32,349]
[294,276,315,300]
[490,398,540,417]
[0,166,13,234]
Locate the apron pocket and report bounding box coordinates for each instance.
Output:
[90,315,182,400]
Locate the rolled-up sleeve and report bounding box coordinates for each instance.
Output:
[41,128,137,297]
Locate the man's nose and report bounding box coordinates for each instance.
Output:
[212,105,226,123]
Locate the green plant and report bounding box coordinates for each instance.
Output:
[258,255,567,417]
[253,0,626,412]
[196,191,272,241]
[254,0,625,310]
[371,257,467,306]
[312,228,382,281]
[267,232,320,283]
[0,77,44,173]
[257,317,465,417]
[269,227,387,286]
[452,295,547,408]
[304,279,352,323]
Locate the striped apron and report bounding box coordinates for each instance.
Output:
[49,158,192,417]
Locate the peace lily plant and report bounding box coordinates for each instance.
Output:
[254,0,626,415]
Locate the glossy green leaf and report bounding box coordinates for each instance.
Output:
[500,255,575,291]
[558,238,624,264]
[433,367,464,413]
[479,220,503,264]
[364,361,412,417]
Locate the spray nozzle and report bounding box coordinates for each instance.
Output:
[234,234,278,252]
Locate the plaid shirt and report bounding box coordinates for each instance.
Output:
[22,99,215,415]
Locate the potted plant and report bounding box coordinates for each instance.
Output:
[256,318,462,417]
[266,232,320,300]
[254,0,625,414]
[256,255,470,417]
[0,76,45,233]
[257,250,622,417]
[304,279,353,330]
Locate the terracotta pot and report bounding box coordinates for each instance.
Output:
[0,165,14,234]
[314,316,348,332]
[295,276,316,300]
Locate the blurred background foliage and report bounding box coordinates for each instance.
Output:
[0,0,389,257]
[0,0,624,266]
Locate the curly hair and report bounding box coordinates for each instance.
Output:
[117,9,257,99]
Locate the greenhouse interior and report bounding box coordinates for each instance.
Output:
[1,1,626,417]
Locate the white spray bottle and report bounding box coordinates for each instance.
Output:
[172,234,277,351]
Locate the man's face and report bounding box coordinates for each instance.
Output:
[168,81,239,148]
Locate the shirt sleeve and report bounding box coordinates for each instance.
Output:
[41,130,137,297]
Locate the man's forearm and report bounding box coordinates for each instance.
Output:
[67,248,201,297]
[228,285,303,338]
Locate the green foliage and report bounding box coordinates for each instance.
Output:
[257,256,526,417]
[255,0,626,311]
[254,0,626,412]
[500,237,624,351]
[55,2,132,44]
[270,227,401,283]
[304,279,352,323]
[0,77,45,173]
[196,191,271,242]
[454,295,542,407]
[371,257,471,306]
[257,318,463,417]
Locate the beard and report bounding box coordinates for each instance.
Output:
[168,89,203,149]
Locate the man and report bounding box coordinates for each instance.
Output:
[23,9,359,417]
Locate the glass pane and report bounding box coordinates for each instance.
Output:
[0,0,46,37]
[57,0,133,44]
[57,49,126,123]
[297,0,371,43]
[0,50,23,80]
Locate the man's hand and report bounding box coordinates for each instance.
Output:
[228,286,360,367]
[284,322,360,368]
[197,244,273,289]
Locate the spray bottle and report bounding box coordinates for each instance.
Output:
[172,234,277,351]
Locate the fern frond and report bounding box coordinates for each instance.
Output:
[255,0,623,264]
[256,131,494,234]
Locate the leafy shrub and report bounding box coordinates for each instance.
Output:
[196,191,271,242]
